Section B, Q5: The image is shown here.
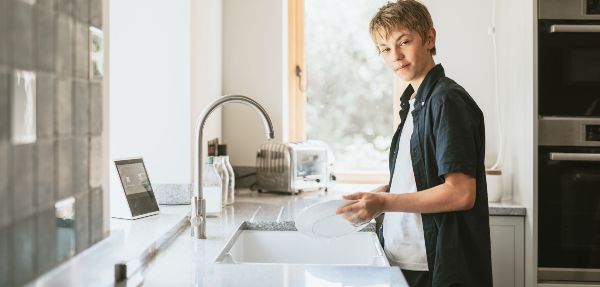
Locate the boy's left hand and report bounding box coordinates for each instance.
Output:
[336,192,386,226]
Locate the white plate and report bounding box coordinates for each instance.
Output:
[295,199,369,239]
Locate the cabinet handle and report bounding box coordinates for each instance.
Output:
[549,24,600,33]
[549,152,600,162]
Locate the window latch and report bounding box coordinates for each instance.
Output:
[296,65,306,93]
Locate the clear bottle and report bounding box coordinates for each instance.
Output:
[218,144,235,205]
[203,156,222,217]
[224,156,235,205]
[213,156,229,207]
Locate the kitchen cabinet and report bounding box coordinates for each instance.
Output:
[490,216,525,287]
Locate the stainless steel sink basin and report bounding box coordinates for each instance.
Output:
[214,221,389,266]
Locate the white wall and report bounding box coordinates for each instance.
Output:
[110,0,191,184]
[222,0,288,166]
[494,0,536,285]
[191,0,223,162]
[420,0,536,197]
[421,0,498,168]
[110,0,223,188]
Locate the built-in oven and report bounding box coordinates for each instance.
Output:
[539,0,600,117]
[538,117,600,283]
[538,1,600,283]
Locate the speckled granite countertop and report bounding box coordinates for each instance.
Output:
[488,201,527,216]
[29,184,525,286]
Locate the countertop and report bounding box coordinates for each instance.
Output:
[29,184,525,286]
[488,201,527,216]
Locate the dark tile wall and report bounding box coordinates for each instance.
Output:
[0,0,104,285]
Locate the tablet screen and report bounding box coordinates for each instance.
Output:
[115,158,159,216]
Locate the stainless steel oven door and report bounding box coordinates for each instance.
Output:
[538,146,600,282]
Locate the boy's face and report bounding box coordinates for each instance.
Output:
[375,26,436,84]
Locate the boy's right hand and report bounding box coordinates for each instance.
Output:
[337,192,386,226]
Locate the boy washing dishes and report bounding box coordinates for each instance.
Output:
[337,1,493,286]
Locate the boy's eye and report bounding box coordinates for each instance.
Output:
[399,40,410,46]
[380,47,390,54]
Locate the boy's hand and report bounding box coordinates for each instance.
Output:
[336,192,386,226]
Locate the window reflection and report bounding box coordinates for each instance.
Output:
[55,196,75,261]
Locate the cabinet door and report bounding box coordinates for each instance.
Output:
[490,216,525,287]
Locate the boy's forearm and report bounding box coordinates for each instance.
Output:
[382,178,475,213]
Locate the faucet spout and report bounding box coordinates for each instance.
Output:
[191,95,275,239]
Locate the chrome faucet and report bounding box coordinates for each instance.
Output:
[191,95,275,239]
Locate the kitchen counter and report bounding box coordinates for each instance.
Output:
[489,201,527,216]
[29,184,525,286]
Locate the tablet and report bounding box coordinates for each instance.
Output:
[114,158,160,218]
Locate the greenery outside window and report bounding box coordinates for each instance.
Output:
[289,0,398,183]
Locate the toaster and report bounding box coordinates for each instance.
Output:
[255,140,332,194]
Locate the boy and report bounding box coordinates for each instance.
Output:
[337,1,493,286]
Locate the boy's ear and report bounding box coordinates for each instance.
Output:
[426,27,436,50]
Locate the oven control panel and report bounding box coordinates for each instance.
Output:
[539,117,600,146]
[586,125,600,141]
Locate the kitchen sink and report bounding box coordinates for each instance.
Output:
[214,221,389,266]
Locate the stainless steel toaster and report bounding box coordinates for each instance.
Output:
[255,141,332,194]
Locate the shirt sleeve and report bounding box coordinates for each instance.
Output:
[433,90,481,178]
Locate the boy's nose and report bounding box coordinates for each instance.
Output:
[393,49,404,61]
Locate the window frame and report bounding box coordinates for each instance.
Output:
[288,0,306,143]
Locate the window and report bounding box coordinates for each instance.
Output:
[289,0,395,182]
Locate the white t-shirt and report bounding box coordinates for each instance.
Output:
[383,98,429,271]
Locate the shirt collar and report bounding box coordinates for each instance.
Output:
[400,84,414,102]
[399,83,414,113]
[414,63,445,105]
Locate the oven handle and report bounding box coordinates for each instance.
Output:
[549,152,600,162]
[549,24,600,33]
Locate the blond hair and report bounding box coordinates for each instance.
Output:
[369,0,436,55]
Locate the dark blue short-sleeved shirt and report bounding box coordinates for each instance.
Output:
[385,64,493,286]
